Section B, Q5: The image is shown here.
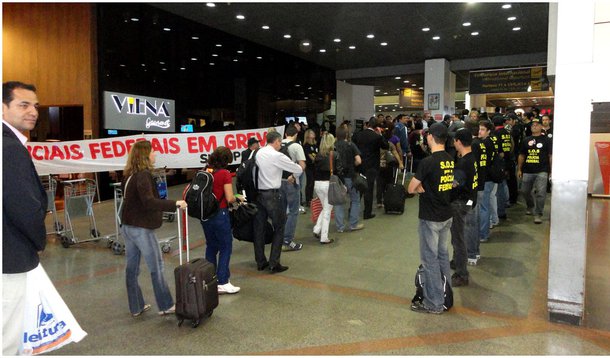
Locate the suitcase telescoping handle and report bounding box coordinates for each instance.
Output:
[394,165,409,185]
[177,207,189,265]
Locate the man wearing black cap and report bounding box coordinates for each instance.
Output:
[241,137,260,163]
[407,123,454,314]
[517,118,552,224]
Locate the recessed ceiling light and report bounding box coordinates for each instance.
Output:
[256,56,262,59]
[236,14,245,20]
[419,87,424,90]
[119,64,126,67]
[284,34,291,39]
[507,16,517,21]
[512,27,521,31]
[375,89,380,92]
[163,27,171,32]
[395,76,401,80]
[432,36,440,40]
[191,57,197,61]
[295,84,300,87]
[502,4,512,9]
[237,50,243,54]
[159,61,165,64]
[348,45,356,50]
[396,88,400,91]
[206,2,215,7]
[412,84,417,87]
[233,59,238,62]
[180,67,185,70]
[422,27,430,32]
[209,62,215,65]
[404,80,410,83]
[463,22,471,26]
[366,34,375,39]
[162,68,167,71]
[334,38,341,43]
[302,42,310,46]
[304,97,309,99]
[141,63,146,66]
[471,31,479,36]
[380,42,388,46]
[212,54,218,57]
[192,36,199,40]
[319,49,326,53]
[130,18,139,22]
[261,25,270,30]
[383,92,388,95]
[216,44,222,47]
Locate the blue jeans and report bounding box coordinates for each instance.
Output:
[496,180,508,218]
[465,204,480,259]
[521,172,548,216]
[334,177,361,231]
[121,225,174,314]
[281,180,300,244]
[418,218,452,311]
[479,182,497,241]
[201,208,233,285]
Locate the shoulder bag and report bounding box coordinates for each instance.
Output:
[327,151,348,205]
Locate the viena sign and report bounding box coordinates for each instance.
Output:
[103,91,175,133]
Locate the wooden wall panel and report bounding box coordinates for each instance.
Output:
[2,3,98,136]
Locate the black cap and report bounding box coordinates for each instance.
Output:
[531,118,541,124]
[428,122,448,139]
[247,137,259,146]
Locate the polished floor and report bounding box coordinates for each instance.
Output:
[40,183,610,355]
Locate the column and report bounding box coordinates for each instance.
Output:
[424,58,456,120]
[335,80,375,128]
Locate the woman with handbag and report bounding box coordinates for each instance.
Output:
[377,120,404,208]
[303,129,318,206]
[313,133,343,244]
[121,140,187,317]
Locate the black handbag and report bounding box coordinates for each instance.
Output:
[229,202,258,228]
[353,173,368,192]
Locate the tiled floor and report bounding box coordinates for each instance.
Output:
[39,184,610,355]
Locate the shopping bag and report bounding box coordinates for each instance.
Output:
[310,197,334,223]
[19,264,87,355]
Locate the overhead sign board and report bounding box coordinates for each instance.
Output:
[103,91,175,133]
[468,66,549,95]
[400,88,424,108]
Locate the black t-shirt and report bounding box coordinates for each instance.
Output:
[334,140,361,178]
[415,151,454,222]
[519,135,553,173]
[483,136,497,183]
[471,137,487,189]
[451,151,478,205]
[495,127,513,158]
[303,143,318,167]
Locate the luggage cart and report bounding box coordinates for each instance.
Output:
[155,170,176,222]
[109,181,176,255]
[39,175,64,235]
[59,178,107,248]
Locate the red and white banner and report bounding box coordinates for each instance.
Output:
[29,126,284,175]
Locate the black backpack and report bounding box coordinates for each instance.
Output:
[236,149,260,202]
[183,169,219,221]
[279,141,297,179]
[411,264,453,311]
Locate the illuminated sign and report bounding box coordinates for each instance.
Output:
[103,91,175,133]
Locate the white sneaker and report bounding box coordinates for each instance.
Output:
[218,282,240,294]
[468,258,478,266]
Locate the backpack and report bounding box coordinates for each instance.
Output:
[411,264,453,311]
[182,169,219,221]
[236,149,260,202]
[488,139,505,183]
[279,141,297,179]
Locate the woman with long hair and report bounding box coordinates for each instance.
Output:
[201,146,241,294]
[313,133,343,244]
[302,129,318,206]
[121,140,187,317]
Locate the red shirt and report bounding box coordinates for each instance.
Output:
[212,169,232,208]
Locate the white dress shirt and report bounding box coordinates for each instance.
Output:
[255,144,303,190]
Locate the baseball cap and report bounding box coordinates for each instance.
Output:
[428,122,448,138]
[247,137,260,146]
[531,118,541,124]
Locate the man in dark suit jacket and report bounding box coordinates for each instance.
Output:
[2,81,48,355]
[352,117,389,219]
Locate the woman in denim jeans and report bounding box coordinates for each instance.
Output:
[201,147,241,294]
[120,141,187,317]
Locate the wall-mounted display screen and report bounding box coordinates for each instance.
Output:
[180,124,194,133]
[103,91,175,133]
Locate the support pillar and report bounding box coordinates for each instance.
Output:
[424,58,456,120]
[336,80,374,128]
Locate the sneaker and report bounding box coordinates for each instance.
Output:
[132,304,151,317]
[534,216,542,224]
[468,258,478,266]
[337,228,345,233]
[282,241,303,251]
[480,237,489,243]
[526,209,533,216]
[158,304,175,316]
[410,301,443,314]
[218,282,240,294]
[451,274,469,287]
[476,254,481,260]
[350,223,364,231]
[489,224,495,230]
[299,206,307,214]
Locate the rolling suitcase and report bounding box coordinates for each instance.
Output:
[174,208,219,328]
[384,167,407,214]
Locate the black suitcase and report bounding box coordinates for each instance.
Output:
[384,167,407,214]
[174,208,219,328]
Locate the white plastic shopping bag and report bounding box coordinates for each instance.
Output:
[19,264,87,355]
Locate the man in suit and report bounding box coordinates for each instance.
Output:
[352,117,389,220]
[2,81,48,355]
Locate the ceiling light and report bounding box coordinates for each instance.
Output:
[162,68,167,71]
[284,34,291,39]
[191,57,197,61]
[319,49,326,53]
[141,63,146,66]
[380,42,388,46]
[507,16,517,21]
[163,27,171,31]
[180,67,185,70]
[295,84,300,87]
[191,36,199,40]
[304,97,309,100]
[256,56,262,59]
[334,38,341,43]
[432,36,440,40]
[119,64,126,67]
[512,27,521,31]
[366,34,375,39]
[159,61,165,64]
[216,44,222,47]
[471,31,479,36]
[212,54,218,57]
[463,22,471,26]
[404,80,410,83]
[233,59,238,62]
[383,92,388,95]
[206,2,215,7]
[396,88,400,91]
[237,50,243,54]
[348,45,356,50]
[412,84,417,87]
[302,42,310,46]
[422,28,431,33]
[261,25,270,30]
[395,76,401,80]
[236,14,245,20]
[209,62,215,65]
[502,4,512,9]
[419,87,424,90]
[375,89,380,92]
[130,18,139,22]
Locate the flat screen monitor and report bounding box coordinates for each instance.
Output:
[107,129,118,135]
[180,124,194,133]
[285,116,296,124]
[297,116,307,125]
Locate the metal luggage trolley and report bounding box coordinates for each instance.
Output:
[59,178,105,248]
[39,175,64,235]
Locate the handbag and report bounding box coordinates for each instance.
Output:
[20,264,87,355]
[310,197,334,223]
[385,148,398,166]
[229,201,258,228]
[327,151,348,206]
[353,173,368,192]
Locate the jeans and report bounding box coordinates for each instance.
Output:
[201,208,233,285]
[313,181,332,241]
[363,167,379,217]
[450,201,469,278]
[334,177,361,231]
[418,218,452,311]
[521,172,549,216]
[496,180,509,218]
[479,182,497,241]
[490,183,499,225]
[121,225,174,314]
[280,180,300,244]
[465,203,480,259]
[253,190,286,268]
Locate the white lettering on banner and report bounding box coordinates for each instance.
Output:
[145,117,171,129]
[28,126,285,175]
